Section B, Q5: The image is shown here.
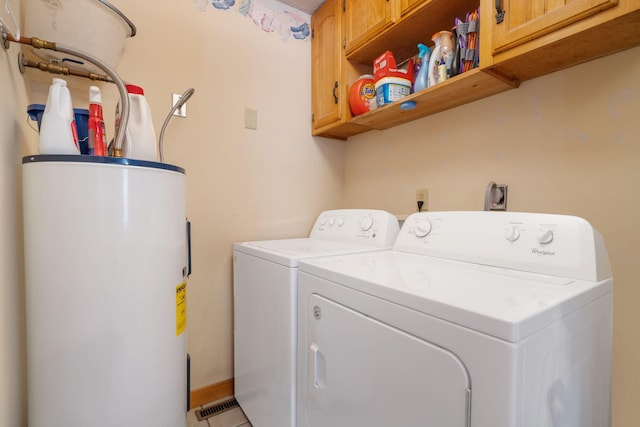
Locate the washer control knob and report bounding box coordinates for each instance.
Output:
[505,227,520,242]
[337,218,345,227]
[319,217,327,225]
[329,217,336,226]
[359,216,374,231]
[538,230,554,245]
[414,221,432,238]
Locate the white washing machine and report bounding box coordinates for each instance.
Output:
[233,209,400,427]
[297,211,613,427]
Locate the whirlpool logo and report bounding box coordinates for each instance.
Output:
[532,248,556,256]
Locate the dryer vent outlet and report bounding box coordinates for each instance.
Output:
[488,184,508,211]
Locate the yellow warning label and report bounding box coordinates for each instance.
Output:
[176,282,187,336]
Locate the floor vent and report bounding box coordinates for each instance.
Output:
[195,397,240,421]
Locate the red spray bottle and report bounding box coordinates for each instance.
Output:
[88,86,107,156]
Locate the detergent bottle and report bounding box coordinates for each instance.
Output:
[427,31,454,87]
[39,78,80,155]
[115,84,158,161]
[413,43,431,92]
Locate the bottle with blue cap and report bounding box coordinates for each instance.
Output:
[413,43,431,92]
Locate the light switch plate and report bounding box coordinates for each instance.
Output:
[244,107,257,130]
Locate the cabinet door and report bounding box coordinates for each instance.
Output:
[344,0,397,54]
[311,0,345,130]
[493,0,618,54]
[400,0,426,16]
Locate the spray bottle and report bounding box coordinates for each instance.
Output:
[427,31,454,87]
[88,86,107,156]
[413,43,431,93]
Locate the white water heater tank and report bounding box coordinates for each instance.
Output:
[22,155,189,427]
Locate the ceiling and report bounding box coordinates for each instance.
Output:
[279,0,325,15]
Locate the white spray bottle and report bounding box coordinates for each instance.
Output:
[427,31,454,87]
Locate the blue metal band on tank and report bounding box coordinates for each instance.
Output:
[22,155,185,174]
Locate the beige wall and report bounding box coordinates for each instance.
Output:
[344,46,640,425]
[108,1,346,390]
[0,2,29,425]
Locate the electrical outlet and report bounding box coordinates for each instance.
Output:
[416,188,428,212]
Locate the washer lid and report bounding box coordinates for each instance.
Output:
[234,238,388,267]
[299,251,612,342]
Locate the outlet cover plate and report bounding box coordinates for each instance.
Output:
[416,188,428,212]
[244,107,257,130]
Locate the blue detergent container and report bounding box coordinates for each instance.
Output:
[28,104,90,154]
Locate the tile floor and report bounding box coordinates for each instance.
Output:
[188,396,253,427]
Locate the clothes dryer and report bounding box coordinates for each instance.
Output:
[233,209,399,427]
[297,211,613,427]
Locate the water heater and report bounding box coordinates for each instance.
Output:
[22,155,189,427]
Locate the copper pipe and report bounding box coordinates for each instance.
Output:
[5,34,57,50]
[20,55,112,82]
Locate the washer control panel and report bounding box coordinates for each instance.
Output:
[310,209,400,248]
[395,211,610,281]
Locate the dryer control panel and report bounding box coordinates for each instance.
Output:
[310,209,400,248]
[394,211,611,282]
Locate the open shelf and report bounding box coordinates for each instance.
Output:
[350,68,516,132]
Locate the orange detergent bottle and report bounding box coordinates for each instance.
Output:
[349,74,376,116]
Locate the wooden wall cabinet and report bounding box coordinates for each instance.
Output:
[311,0,343,131]
[310,0,640,140]
[488,0,640,82]
[311,0,370,139]
[312,0,516,140]
[492,0,619,54]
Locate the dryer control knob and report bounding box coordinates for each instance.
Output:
[414,221,432,238]
[505,227,520,242]
[538,230,554,244]
[337,218,345,227]
[359,216,374,231]
[329,217,336,226]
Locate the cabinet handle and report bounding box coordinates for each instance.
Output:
[332,81,339,104]
[495,0,505,24]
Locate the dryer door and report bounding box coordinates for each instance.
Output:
[303,294,471,427]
